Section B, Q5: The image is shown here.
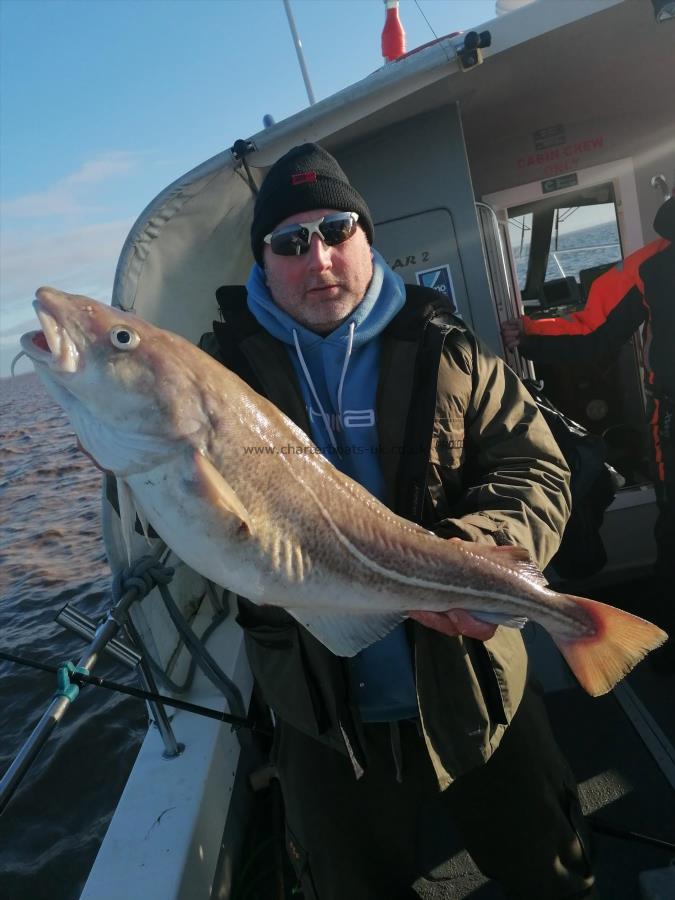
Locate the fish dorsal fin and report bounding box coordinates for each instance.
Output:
[458,543,548,589]
[191,451,252,534]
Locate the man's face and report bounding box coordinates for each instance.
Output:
[263,208,373,334]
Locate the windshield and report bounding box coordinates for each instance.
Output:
[508,201,622,299]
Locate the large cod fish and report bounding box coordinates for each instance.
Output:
[20,288,667,697]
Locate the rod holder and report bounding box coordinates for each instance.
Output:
[56,604,142,669]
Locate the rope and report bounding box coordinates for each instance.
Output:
[113,554,245,717]
[144,608,230,695]
[156,581,246,718]
[111,556,175,610]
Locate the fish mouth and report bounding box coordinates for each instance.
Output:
[19,296,81,374]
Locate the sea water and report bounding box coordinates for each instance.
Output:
[0,373,147,900]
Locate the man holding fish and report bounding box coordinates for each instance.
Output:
[22,146,665,897]
[203,143,600,899]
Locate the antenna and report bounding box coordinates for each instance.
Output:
[282,0,316,105]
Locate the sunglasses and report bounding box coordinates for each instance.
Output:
[263,212,360,256]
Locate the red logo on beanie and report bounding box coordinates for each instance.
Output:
[291,171,317,185]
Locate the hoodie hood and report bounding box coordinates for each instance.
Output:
[245,248,405,495]
[245,248,405,351]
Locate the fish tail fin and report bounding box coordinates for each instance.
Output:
[552,595,668,696]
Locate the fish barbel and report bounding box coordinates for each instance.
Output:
[20,287,667,696]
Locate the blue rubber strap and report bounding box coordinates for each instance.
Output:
[55,661,90,703]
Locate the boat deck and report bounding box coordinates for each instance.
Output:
[409,671,675,899]
[415,575,675,899]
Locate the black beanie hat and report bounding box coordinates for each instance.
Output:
[250,143,374,265]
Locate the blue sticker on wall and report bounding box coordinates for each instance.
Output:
[415,264,457,312]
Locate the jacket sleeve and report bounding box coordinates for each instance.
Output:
[518,241,665,364]
[430,334,571,570]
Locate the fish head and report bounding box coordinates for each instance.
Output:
[20,287,213,474]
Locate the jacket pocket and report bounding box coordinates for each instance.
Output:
[481,627,527,726]
[468,640,509,727]
[237,605,326,736]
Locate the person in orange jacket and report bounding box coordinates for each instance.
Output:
[502,195,674,670]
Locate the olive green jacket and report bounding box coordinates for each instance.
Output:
[202,286,571,788]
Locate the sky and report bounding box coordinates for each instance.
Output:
[0,0,501,377]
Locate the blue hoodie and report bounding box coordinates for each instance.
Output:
[246,249,419,721]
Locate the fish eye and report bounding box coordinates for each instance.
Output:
[110,326,140,350]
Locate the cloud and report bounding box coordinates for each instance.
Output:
[0,218,134,375]
[0,152,138,219]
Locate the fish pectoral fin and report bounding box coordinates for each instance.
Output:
[286,608,405,657]
[190,451,252,534]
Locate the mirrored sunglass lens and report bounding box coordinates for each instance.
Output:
[271,225,310,255]
[320,215,356,245]
[268,215,356,255]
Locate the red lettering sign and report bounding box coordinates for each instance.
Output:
[516,135,603,170]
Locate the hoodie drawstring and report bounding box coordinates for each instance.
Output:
[292,323,355,456]
[337,322,355,426]
[292,329,339,452]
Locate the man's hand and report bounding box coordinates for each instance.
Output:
[408,608,497,641]
[500,317,524,352]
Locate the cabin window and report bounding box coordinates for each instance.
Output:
[507,190,623,312]
[542,203,621,287]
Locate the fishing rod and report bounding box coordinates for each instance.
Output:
[0,649,268,735]
[588,815,675,853]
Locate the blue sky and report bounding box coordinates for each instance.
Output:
[0,0,498,376]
